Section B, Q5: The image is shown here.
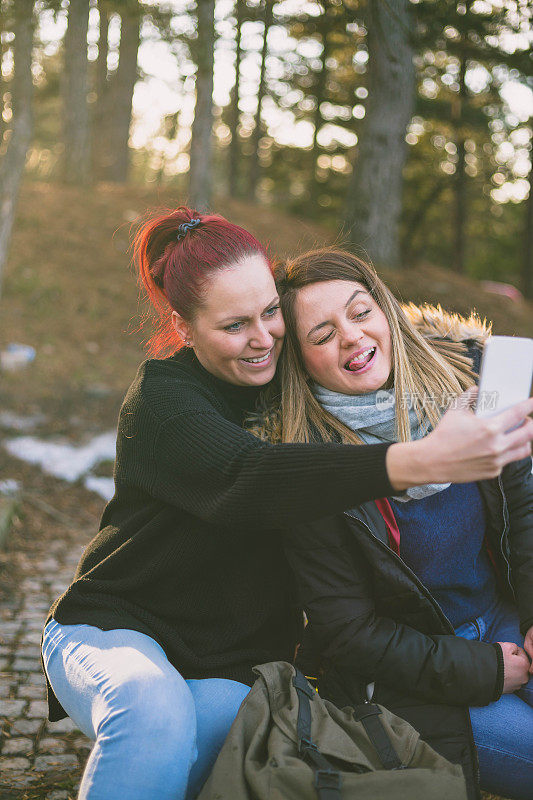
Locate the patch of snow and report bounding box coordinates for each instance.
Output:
[0,479,22,496]
[84,476,115,501]
[0,343,36,370]
[4,432,116,482]
[0,411,47,431]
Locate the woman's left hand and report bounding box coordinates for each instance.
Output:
[524,626,533,674]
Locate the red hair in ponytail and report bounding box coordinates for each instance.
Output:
[133,206,269,356]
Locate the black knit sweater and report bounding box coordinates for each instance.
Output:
[44,349,394,721]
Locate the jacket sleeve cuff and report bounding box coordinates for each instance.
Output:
[491,642,505,701]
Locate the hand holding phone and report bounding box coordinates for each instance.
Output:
[475,336,533,419]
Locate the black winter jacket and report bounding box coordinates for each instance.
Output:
[282,315,533,800]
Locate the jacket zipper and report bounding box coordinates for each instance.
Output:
[343,510,455,634]
[343,510,481,788]
[496,475,515,599]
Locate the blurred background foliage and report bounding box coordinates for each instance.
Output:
[0,0,531,294]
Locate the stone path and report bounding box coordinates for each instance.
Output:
[0,535,91,799]
[0,535,509,800]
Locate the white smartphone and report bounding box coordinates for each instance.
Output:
[475,335,533,418]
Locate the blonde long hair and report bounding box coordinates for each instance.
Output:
[269,248,477,445]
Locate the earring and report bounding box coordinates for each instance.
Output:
[184,338,191,347]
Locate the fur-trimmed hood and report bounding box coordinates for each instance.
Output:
[402,302,491,345]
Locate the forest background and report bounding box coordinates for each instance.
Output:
[0,0,532,292]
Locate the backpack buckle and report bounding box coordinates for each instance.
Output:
[299,737,318,756]
[315,768,342,791]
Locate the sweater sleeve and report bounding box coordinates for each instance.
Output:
[147,410,395,529]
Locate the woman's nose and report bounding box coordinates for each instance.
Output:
[339,322,364,348]
[250,321,274,350]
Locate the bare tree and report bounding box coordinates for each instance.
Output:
[311,0,331,193]
[0,12,9,147]
[228,0,244,197]
[401,179,446,266]
[523,156,533,300]
[451,39,468,273]
[104,0,140,182]
[248,0,273,201]
[62,0,91,184]
[189,0,215,210]
[92,0,110,177]
[343,0,415,268]
[0,0,34,296]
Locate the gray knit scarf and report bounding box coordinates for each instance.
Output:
[313,384,450,502]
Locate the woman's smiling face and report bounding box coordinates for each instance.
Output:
[294,279,392,394]
[173,253,285,387]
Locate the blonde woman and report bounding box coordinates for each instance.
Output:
[261,248,533,800]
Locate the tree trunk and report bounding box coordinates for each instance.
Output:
[92,1,110,177]
[0,0,34,297]
[0,25,9,146]
[452,54,467,273]
[522,161,533,300]
[401,179,447,265]
[96,6,109,102]
[248,0,273,201]
[228,0,244,197]
[156,110,179,185]
[189,0,215,211]
[62,0,90,184]
[311,0,331,194]
[343,0,415,269]
[104,0,140,183]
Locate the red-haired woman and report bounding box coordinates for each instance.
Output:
[40,209,533,800]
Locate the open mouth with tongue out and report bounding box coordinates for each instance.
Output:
[344,346,376,372]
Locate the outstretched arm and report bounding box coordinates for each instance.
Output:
[119,380,533,531]
[387,394,533,489]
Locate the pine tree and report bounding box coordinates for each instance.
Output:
[523,154,533,299]
[343,0,415,268]
[92,0,110,178]
[248,0,274,200]
[265,0,366,214]
[411,0,531,273]
[228,0,245,197]
[189,0,215,210]
[62,0,90,183]
[0,0,35,294]
[104,0,140,182]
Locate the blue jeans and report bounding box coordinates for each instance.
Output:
[455,597,533,800]
[42,619,250,800]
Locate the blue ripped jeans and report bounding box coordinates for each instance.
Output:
[41,619,250,800]
[455,597,533,800]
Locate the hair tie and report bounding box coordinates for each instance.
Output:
[176,218,201,242]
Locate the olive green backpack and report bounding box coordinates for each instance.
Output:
[197,661,468,800]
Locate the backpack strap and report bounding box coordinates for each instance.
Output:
[293,670,343,800]
[352,703,404,770]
